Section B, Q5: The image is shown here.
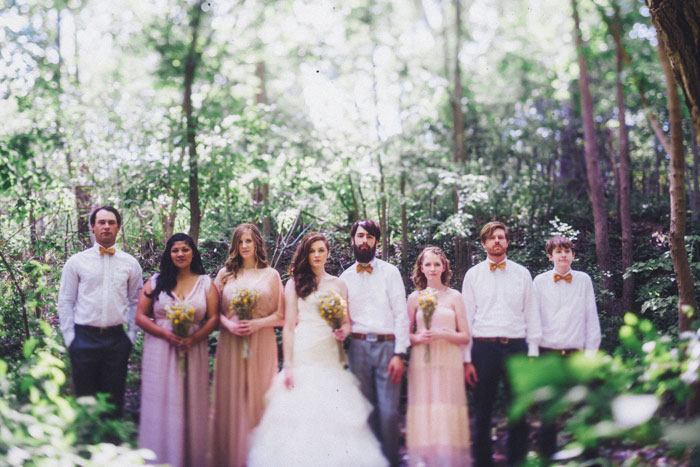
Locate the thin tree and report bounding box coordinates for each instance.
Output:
[184,1,205,244]
[572,0,613,291]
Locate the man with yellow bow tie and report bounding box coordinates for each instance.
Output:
[58,206,142,418]
[461,221,541,466]
[533,235,600,459]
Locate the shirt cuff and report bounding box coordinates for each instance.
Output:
[127,326,137,344]
[527,343,539,357]
[63,331,75,349]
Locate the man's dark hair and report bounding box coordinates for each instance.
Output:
[350,219,381,242]
[90,206,122,227]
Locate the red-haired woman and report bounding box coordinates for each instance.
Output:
[247,232,387,466]
[208,224,284,467]
[406,246,472,466]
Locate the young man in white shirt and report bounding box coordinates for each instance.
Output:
[340,219,409,466]
[533,235,601,458]
[462,221,542,467]
[58,206,143,418]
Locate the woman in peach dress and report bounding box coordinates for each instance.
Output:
[208,224,284,467]
[136,233,219,467]
[406,247,472,467]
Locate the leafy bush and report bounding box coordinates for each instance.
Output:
[0,322,152,466]
[507,313,700,465]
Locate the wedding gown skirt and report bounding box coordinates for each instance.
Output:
[247,291,388,467]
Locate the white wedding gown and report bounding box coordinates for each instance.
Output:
[247,291,388,467]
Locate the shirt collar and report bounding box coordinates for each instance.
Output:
[487,257,507,266]
[355,257,378,269]
[93,242,118,252]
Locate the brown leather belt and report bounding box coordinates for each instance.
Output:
[75,324,124,335]
[540,347,578,356]
[474,337,524,344]
[351,332,395,343]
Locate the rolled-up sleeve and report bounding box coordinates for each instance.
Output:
[125,261,143,343]
[57,259,78,348]
[388,267,409,354]
[522,272,542,356]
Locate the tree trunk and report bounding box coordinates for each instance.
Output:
[611,3,635,312]
[606,130,621,222]
[255,61,271,240]
[184,2,204,244]
[572,0,613,291]
[647,1,700,166]
[657,39,698,333]
[400,170,408,282]
[691,124,700,223]
[450,0,467,278]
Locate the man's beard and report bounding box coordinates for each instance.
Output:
[353,244,376,263]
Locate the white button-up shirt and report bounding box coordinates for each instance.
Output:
[57,243,143,347]
[533,268,601,351]
[340,257,410,354]
[461,258,542,362]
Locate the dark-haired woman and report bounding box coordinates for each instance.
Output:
[136,233,219,467]
[247,232,387,467]
[406,247,471,466]
[208,223,284,467]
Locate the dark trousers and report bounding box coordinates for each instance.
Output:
[68,324,132,418]
[472,338,529,467]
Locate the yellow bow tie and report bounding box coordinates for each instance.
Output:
[357,263,373,274]
[99,246,116,256]
[489,262,506,272]
[554,273,572,283]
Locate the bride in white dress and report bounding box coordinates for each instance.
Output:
[247,232,388,467]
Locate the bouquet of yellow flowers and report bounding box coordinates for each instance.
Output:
[318,290,348,363]
[230,288,259,358]
[418,287,439,362]
[165,301,196,374]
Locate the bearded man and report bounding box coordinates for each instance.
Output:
[340,219,409,467]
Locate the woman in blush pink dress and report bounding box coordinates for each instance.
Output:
[208,223,284,467]
[136,233,219,467]
[406,247,472,467]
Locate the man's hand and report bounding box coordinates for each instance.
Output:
[387,355,404,384]
[464,362,478,387]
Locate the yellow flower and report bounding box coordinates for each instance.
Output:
[243,298,248,303]
[174,319,179,324]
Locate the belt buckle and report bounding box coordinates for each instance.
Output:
[499,337,509,344]
[366,333,378,343]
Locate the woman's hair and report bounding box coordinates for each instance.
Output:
[290,232,329,299]
[411,246,452,290]
[147,233,206,301]
[220,223,268,286]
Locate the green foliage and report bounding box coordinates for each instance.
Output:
[0,322,151,465]
[507,313,700,464]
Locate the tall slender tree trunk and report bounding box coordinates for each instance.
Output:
[572,0,613,291]
[451,0,467,277]
[611,3,635,312]
[254,61,272,240]
[691,125,700,223]
[649,1,700,417]
[657,40,698,333]
[184,2,204,244]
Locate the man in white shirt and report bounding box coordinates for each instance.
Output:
[533,235,600,458]
[462,221,541,467]
[340,219,409,467]
[58,206,142,418]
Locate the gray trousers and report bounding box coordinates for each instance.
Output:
[348,339,401,466]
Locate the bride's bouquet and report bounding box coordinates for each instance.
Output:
[230,288,259,358]
[418,287,438,362]
[318,290,348,363]
[165,301,196,374]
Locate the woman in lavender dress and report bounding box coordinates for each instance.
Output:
[136,233,219,467]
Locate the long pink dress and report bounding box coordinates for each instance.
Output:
[138,274,212,467]
[208,267,283,467]
[407,304,472,467]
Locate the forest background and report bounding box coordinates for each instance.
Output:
[1,0,700,465]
